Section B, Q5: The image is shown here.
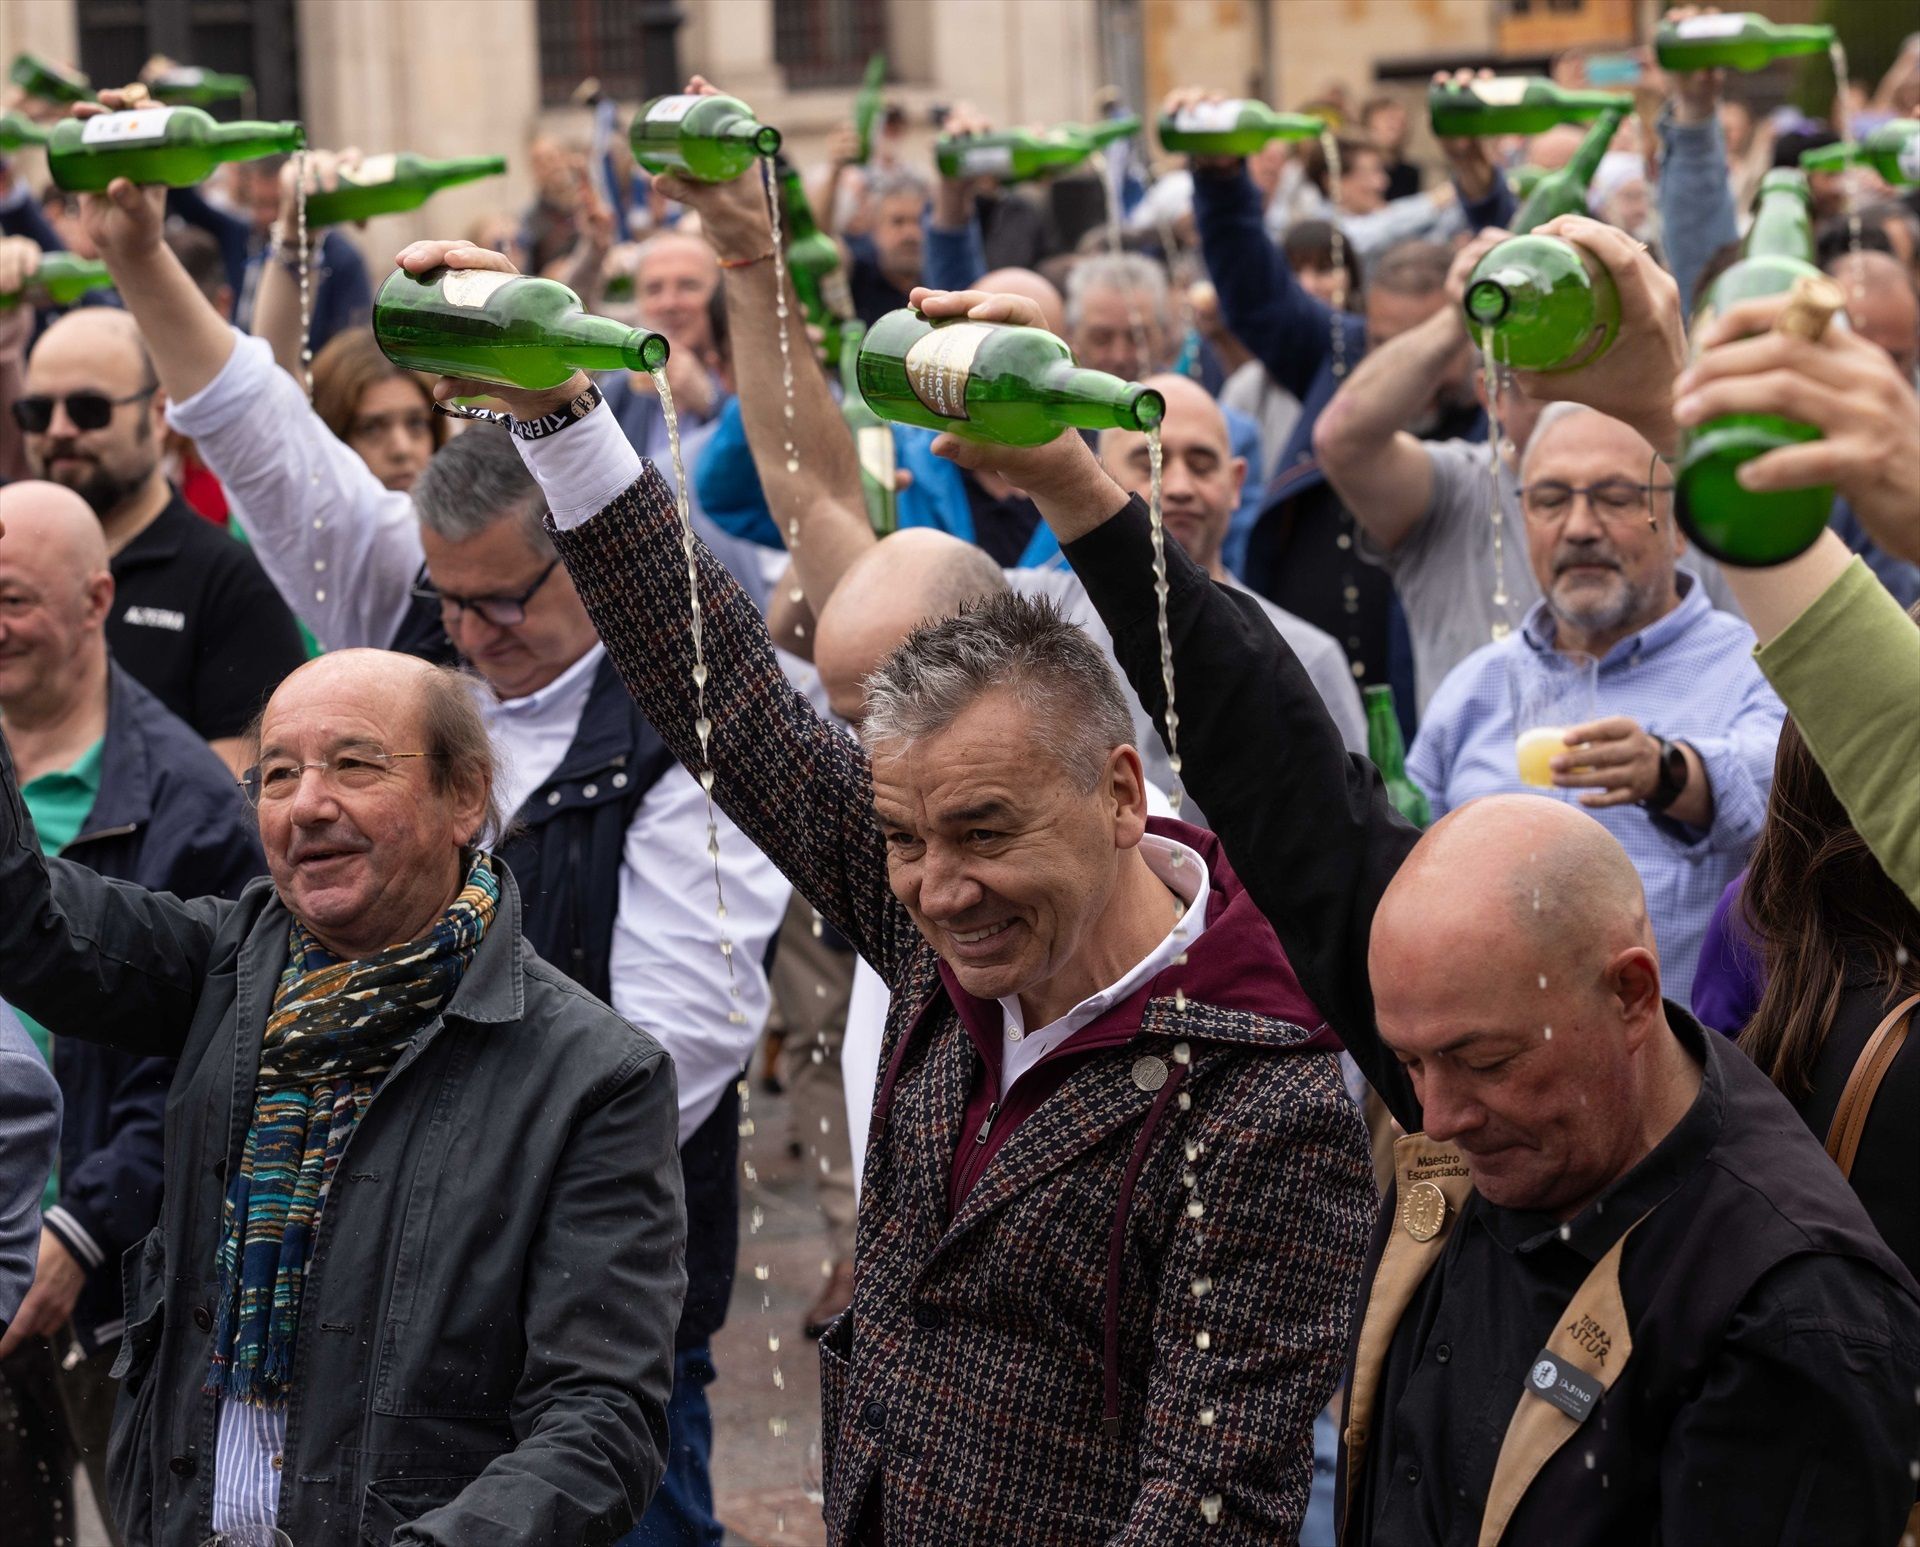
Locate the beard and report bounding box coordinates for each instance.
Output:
[32,430,155,519]
[1547,541,1658,638]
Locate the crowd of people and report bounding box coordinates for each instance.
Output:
[0,17,1917,1547]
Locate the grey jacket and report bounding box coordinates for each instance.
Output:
[0,734,687,1547]
[0,996,59,1332]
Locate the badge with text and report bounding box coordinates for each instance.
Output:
[1524,1349,1602,1423]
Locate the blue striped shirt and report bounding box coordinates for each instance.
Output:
[212,1396,286,1530]
[1408,574,1784,1000]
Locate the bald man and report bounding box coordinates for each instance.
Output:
[928,384,1920,1544]
[0,640,687,1546]
[0,481,262,1545]
[605,229,726,465]
[20,306,305,766]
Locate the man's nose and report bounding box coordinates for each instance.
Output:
[1417,1070,1486,1146]
[286,766,342,824]
[916,847,982,920]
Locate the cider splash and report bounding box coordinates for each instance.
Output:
[1146,423,1185,820]
[1829,37,1866,276]
[1320,128,1350,382]
[1480,328,1513,642]
[293,147,313,399]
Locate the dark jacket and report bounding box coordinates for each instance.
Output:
[547,465,1377,1546]
[0,998,59,1336]
[38,664,263,1356]
[0,732,687,1547]
[1063,495,1920,1547]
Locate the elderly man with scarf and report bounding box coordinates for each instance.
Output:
[0,640,686,1547]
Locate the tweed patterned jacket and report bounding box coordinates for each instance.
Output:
[549,463,1375,1545]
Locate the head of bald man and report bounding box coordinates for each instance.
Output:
[977,267,1067,338]
[813,529,1010,723]
[1370,796,1697,1218]
[1826,250,1918,383]
[23,308,166,524]
[0,481,115,720]
[1097,373,1243,577]
[249,649,495,959]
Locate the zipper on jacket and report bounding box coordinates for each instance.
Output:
[974,1099,1002,1145]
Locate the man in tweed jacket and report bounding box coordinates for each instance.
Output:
[398,234,1376,1541]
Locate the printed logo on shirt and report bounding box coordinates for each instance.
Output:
[121,605,186,632]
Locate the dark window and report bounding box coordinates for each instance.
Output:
[536,0,656,107]
[775,0,889,90]
[76,0,299,121]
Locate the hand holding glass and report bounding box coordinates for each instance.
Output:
[1508,651,1598,789]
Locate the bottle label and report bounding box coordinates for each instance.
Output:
[856,424,895,484]
[340,153,398,187]
[1467,79,1532,106]
[821,270,855,320]
[439,268,518,309]
[905,322,992,420]
[1674,15,1748,38]
[1172,102,1244,134]
[80,107,177,147]
[958,144,1015,176]
[646,95,699,124]
[1900,137,1920,183]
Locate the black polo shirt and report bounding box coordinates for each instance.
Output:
[106,492,308,743]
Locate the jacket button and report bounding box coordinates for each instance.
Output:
[193,1305,212,1333]
[860,1399,887,1432]
[912,1305,942,1331]
[169,1454,197,1479]
[546,790,562,807]
[1404,1462,1421,1486]
[1434,1343,1451,1364]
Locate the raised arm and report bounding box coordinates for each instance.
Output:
[1313,232,1499,552]
[1652,45,1738,314]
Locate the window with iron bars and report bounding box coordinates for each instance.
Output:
[537,0,653,106]
[775,0,889,90]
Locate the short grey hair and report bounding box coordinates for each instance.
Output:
[1518,401,1602,484]
[861,591,1135,789]
[867,167,931,207]
[410,423,554,559]
[1065,252,1172,331]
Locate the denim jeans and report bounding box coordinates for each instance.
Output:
[617,1345,722,1547]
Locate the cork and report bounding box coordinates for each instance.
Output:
[1773,274,1846,342]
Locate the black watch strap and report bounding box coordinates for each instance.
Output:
[1644,737,1690,812]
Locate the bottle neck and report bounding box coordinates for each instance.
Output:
[556,310,661,372]
[1365,694,1406,764]
[435,154,509,183]
[1746,191,1812,259]
[1561,107,1626,193]
[210,122,303,160]
[1045,363,1160,431]
[1465,264,1544,328]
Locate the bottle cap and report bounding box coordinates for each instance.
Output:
[1773,274,1845,342]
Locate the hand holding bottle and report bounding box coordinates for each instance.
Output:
[1503,214,1686,453]
[1674,293,1920,562]
[644,77,777,264]
[933,102,997,223]
[0,234,40,298]
[1159,86,1238,176]
[1432,69,1502,203]
[67,94,167,266]
[1655,9,1727,125]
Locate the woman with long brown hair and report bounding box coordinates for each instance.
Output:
[310,326,446,494]
[1739,671,1920,1281]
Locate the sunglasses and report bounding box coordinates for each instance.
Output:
[11,385,157,435]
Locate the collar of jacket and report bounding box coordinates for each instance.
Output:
[70,662,171,842]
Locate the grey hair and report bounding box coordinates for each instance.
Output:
[861,591,1135,790]
[1065,251,1172,331]
[410,423,554,559]
[867,166,932,206]
[632,227,716,278]
[1518,401,1603,484]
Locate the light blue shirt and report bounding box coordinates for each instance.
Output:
[1407,574,1784,1000]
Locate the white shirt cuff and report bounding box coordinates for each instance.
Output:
[512,402,645,530]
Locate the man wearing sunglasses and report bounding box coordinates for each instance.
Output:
[18,306,305,773]
[77,145,789,1546]
[1404,400,1785,1000]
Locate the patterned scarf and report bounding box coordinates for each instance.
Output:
[205,854,500,1408]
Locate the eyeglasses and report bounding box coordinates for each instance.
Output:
[1520,479,1676,523]
[412,558,560,629]
[10,385,158,435]
[238,749,439,806]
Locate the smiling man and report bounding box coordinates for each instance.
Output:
[1406,402,1784,998]
[0,645,686,1546]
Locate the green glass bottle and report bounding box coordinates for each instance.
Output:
[1506,164,1548,201]
[9,53,91,105]
[146,66,254,106]
[1365,687,1430,828]
[778,162,853,363]
[839,322,897,536]
[46,107,302,192]
[1156,101,1327,158]
[629,93,781,183]
[1511,106,1627,232]
[372,266,669,391]
[1654,12,1833,74]
[856,308,1163,448]
[935,116,1140,184]
[1802,119,1920,186]
[0,252,115,309]
[1429,77,1631,139]
[853,52,888,165]
[1676,171,1830,567]
[304,152,508,227]
[0,110,49,152]
[1463,234,1620,372]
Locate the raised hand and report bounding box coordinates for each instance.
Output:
[68,92,167,265]
[646,76,777,264]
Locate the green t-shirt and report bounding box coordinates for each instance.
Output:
[16,737,104,1209]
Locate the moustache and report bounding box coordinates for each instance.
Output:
[1552,547,1621,576]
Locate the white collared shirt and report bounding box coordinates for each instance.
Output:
[996,831,1210,1101]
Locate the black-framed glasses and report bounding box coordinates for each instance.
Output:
[411,558,560,628]
[238,749,440,806]
[10,385,158,435]
[1520,479,1676,523]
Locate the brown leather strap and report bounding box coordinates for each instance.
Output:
[1824,991,1920,1180]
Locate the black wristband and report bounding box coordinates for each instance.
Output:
[1643,738,1690,813]
[508,381,604,442]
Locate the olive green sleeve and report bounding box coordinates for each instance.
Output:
[1755,557,1920,907]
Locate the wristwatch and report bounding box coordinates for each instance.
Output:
[1644,737,1690,812]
